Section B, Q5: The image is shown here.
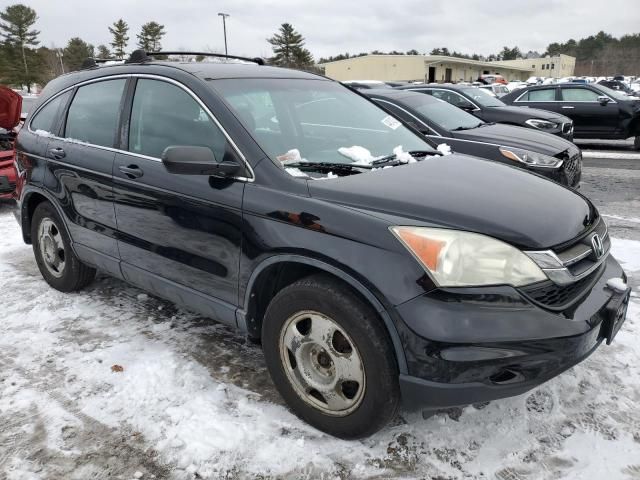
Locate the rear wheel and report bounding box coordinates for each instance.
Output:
[31,202,96,292]
[262,274,400,439]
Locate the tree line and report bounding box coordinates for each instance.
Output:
[0,4,166,90]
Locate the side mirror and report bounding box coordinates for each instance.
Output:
[597,96,611,106]
[161,146,241,177]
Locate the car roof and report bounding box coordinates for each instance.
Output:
[36,60,329,104]
[361,88,440,103]
[395,83,469,91]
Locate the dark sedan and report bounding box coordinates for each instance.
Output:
[501,83,640,149]
[363,89,581,188]
[396,83,574,140]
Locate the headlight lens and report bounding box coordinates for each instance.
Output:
[525,118,558,130]
[499,146,563,168]
[391,226,547,287]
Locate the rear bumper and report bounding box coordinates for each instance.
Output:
[394,254,628,410]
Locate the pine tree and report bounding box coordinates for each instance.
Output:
[96,44,111,59]
[137,21,165,52]
[64,37,94,71]
[267,23,314,69]
[109,18,129,59]
[0,3,40,90]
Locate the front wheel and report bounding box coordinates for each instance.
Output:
[31,202,96,292]
[262,274,400,439]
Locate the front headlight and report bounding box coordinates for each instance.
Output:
[525,118,558,130]
[391,226,547,287]
[499,146,563,168]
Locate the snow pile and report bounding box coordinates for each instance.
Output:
[34,129,55,138]
[392,145,416,163]
[338,145,379,165]
[437,143,452,155]
[284,167,309,178]
[1,206,640,479]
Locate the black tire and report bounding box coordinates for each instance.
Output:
[31,202,96,292]
[262,274,400,439]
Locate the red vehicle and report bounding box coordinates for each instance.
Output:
[0,86,21,200]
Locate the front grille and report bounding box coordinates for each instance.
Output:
[521,264,603,310]
[561,150,582,187]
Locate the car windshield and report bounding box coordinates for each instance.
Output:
[398,95,483,131]
[460,87,506,107]
[595,84,633,101]
[210,78,434,166]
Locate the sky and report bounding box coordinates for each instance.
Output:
[16,0,640,60]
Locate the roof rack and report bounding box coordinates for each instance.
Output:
[80,57,124,69]
[147,51,265,65]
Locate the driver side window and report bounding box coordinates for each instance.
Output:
[128,79,229,161]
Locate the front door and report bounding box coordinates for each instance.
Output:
[428,67,436,83]
[445,68,453,83]
[559,86,620,137]
[112,77,244,325]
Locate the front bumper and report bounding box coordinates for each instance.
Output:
[394,254,628,410]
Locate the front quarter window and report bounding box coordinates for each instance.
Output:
[210,78,434,166]
[460,87,505,107]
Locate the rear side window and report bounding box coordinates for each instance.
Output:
[128,79,229,160]
[519,88,556,102]
[561,88,600,102]
[65,79,126,147]
[30,91,72,134]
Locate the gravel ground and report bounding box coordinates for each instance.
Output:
[1,155,639,480]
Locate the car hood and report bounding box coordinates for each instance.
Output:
[0,86,22,130]
[307,154,594,249]
[453,123,574,155]
[487,105,568,122]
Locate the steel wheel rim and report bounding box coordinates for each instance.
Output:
[38,218,66,278]
[279,310,366,416]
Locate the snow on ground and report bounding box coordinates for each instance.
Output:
[1,204,640,479]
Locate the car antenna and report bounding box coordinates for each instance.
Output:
[147,51,265,65]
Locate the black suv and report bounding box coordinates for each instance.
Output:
[396,84,575,140]
[502,83,640,148]
[13,52,631,438]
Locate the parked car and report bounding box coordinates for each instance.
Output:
[597,80,637,97]
[479,84,510,97]
[14,52,630,439]
[362,89,581,188]
[478,74,506,85]
[507,81,528,91]
[395,83,574,140]
[0,86,21,201]
[501,83,640,148]
[342,80,392,90]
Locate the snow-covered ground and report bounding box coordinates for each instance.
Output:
[1,203,640,480]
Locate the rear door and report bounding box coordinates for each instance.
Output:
[43,78,126,277]
[558,85,620,137]
[112,77,245,325]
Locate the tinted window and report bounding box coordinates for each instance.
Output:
[129,79,229,160]
[520,88,556,101]
[423,90,476,109]
[561,88,600,102]
[395,95,483,131]
[65,80,126,147]
[30,91,72,134]
[459,88,505,107]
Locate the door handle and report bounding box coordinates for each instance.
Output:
[47,147,66,159]
[562,106,575,109]
[119,165,144,179]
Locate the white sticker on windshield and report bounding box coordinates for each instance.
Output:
[381,115,401,130]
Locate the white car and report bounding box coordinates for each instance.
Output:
[506,81,528,91]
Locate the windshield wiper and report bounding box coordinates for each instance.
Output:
[371,150,439,166]
[452,123,483,131]
[284,162,373,173]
